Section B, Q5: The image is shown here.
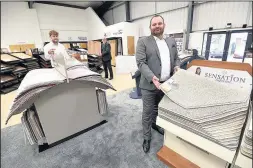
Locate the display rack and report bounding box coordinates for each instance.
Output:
[157,60,252,168]
[0,53,27,94]
[44,41,88,50]
[88,54,103,74]
[27,52,107,152]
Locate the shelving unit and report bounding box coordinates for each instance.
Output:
[1,53,25,94]
[44,41,88,50]
[88,54,103,74]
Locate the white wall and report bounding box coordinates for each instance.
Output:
[122,22,139,55]
[1,2,43,49]
[85,7,106,40]
[1,2,106,48]
[133,16,153,37]
[104,22,139,55]
[34,3,88,42]
[192,2,252,31]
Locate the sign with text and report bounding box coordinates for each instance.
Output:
[104,29,123,38]
[187,66,252,91]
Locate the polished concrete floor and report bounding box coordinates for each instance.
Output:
[1,67,135,129]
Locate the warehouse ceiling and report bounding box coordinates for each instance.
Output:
[57,1,104,9]
[33,1,115,18]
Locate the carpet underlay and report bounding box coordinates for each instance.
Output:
[1,90,167,168]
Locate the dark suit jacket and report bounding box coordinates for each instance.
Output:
[101,42,111,62]
[136,35,181,91]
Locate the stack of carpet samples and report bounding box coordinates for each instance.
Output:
[5,63,115,126]
[159,70,251,151]
[240,111,252,158]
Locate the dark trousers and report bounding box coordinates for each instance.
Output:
[141,89,164,140]
[102,60,113,78]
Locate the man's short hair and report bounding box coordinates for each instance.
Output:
[149,14,164,27]
[49,30,59,37]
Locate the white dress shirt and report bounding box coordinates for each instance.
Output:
[44,42,71,67]
[154,36,171,82]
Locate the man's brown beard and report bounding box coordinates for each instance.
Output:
[151,28,164,37]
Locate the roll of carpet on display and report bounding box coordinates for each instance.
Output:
[159,69,251,151]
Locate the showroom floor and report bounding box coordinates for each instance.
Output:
[1,67,136,129]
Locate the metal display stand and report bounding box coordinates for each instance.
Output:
[157,60,252,168]
[129,70,142,99]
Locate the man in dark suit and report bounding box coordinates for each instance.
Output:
[101,37,113,80]
[136,15,181,153]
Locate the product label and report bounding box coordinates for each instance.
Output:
[187,66,252,90]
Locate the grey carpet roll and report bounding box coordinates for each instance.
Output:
[158,70,251,151]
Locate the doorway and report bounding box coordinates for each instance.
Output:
[127,36,135,55]
[201,29,252,64]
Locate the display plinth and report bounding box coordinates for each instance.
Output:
[156,60,252,168]
[157,145,200,168]
[234,152,252,168]
[34,81,105,150]
[157,117,231,168]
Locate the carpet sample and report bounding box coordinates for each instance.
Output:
[160,70,249,109]
[1,54,20,62]
[6,66,116,125]
[11,53,32,59]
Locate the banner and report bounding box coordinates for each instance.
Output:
[187,66,252,91]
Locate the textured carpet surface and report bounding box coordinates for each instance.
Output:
[1,89,167,168]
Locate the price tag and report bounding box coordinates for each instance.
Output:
[160,82,172,93]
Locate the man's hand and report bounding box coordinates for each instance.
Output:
[48,49,55,55]
[173,66,180,74]
[152,76,161,90]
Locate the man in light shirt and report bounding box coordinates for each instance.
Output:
[44,30,71,67]
[136,15,180,153]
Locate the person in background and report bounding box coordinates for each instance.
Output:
[44,30,70,67]
[136,15,181,153]
[101,37,113,80]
